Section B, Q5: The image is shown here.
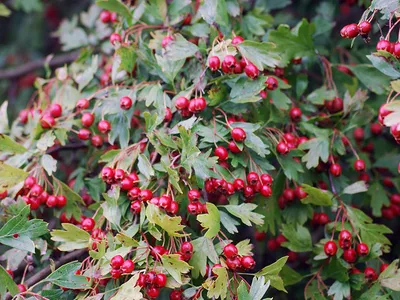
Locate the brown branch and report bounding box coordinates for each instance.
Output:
[0,50,80,80]
[24,249,87,287]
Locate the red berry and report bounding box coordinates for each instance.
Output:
[155,273,167,287]
[232,35,244,45]
[101,167,114,183]
[283,188,295,201]
[208,56,221,71]
[390,194,400,205]
[358,21,371,34]
[30,184,43,197]
[244,63,259,79]
[180,241,193,254]
[370,123,382,135]
[0,190,7,200]
[233,178,245,191]
[164,108,172,122]
[17,284,27,293]
[162,35,174,48]
[147,287,160,298]
[82,218,95,231]
[50,103,62,118]
[91,135,103,147]
[354,159,366,172]
[159,195,172,209]
[226,256,241,271]
[151,245,168,258]
[290,107,302,122]
[120,178,134,191]
[6,269,13,278]
[364,267,378,281]
[380,264,389,273]
[140,189,153,202]
[276,141,289,154]
[24,176,36,189]
[81,113,94,127]
[120,96,132,110]
[223,243,238,258]
[294,186,307,199]
[329,163,342,177]
[276,234,287,246]
[145,271,157,285]
[46,195,57,208]
[214,146,229,161]
[97,120,111,133]
[78,128,91,140]
[265,77,278,90]
[394,42,400,58]
[223,55,236,68]
[110,255,124,269]
[110,33,122,45]
[170,290,183,300]
[353,127,364,141]
[56,195,67,207]
[175,96,190,110]
[121,260,134,273]
[167,200,179,214]
[188,97,207,113]
[100,10,111,23]
[260,174,273,185]
[339,230,352,243]
[260,184,272,197]
[231,127,246,142]
[188,189,201,202]
[246,172,259,185]
[40,115,55,129]
[130,200,141,214]
[267,239,279,251]
[240,256,255,269]
[377,40,392,52]
[324,241,337,256]
[228,140,241,153]
[356,243,369,256]
[76,98,89,110]
[343,248,357,263]
[346,23,359,38]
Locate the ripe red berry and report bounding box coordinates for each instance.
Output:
[232,35,244,45]
[208,56,221,72]
[140,189,153,202]
[356,242,369,256]
[46,195,58,208]
[121,259,135,273]
[265,77,278,90]
[346,23,359,38]
[377,40,392,52]
[343,248,357,263]
[276,141,289,154]
[246,172,259,185]
[159,195,172,209]
[260,184,272,197]
[30,184,43,197]
[294,186,307,199]
[358,21,371,34]
[339,230,352,242]
[175,96,190,110]
[170,290,183,300]
[228,140,241,153]
[50,103,62,118]
[240,256,255,269]
[353,127,364,141]
[188,97,207,113]
[223,243,238,258]
[226,256,241,271]
[188,189,201,202]
[290,107,302,122]
[155,273,167,287]
[223,55,236,68]
[97,120,111,133]
[180,241,193,254]
[214,146,229,161]
[110,33,122,45]
[24,176,36,189]
[231,127,246,142]
[120,96,132,110]
[81,113,94,127]
[17,284,27,293]
[100,10,111,23]
[0,190,7,200]
[244,63,259,79]
[324,241,337,256]
[380,264,389,273]
[147,287,160,298]
[162,35,174,48]
[364,267,378,281]
[55,195,66,208]
[91,135,103,147]
[120,178,134,191]
[130,200,141,214]
[40,115,55,129]
[233,178,245,191]
[76,98,89,110]
[354,159,366,172]
[283,188,295,201]
[78,128,91,140]
[110,255,124,269]
[329,163,342,177]
[82,218,95,231]
[390,194,400,205]
[267,239,278,251]
[276,234,287,246]
[394,42,400,58]
[260,173,273,185]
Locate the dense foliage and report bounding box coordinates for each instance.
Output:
[1,0,400,299]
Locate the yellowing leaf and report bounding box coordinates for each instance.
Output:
[161,254,192,284]
[203,266,228,299]
[51,223,90,251]
[197,203,220,238]
[236,239,253,256]
[110,274,143,300]
[146,204,187,237]
[0,162,28,192]
[255,256,288,292]
[0,135,27,154]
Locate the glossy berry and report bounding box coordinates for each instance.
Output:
[175,96,190,110]
[121,260,134,273]
[208,56,221,71]
[370,123,382,135]
[380,264,389,273]
[159,195,172,209]
[240,256,255,269]
[232,35,244,45]
[140,189,153,202]
[354,159,366,172]
[364,267,378,281]
[394,42,400,58]
[100,10,111,23]
[376,40,392,52]
[267,239,279,251]
[130,200,141,214]
[81,113,94,127]
[353,127,364,141]
[324,241,337,256]
[260,173,273,185]
[46,195,57,208]
[223,55,236,68]
[30,184,43,197]
[24,176,37,189]
[120,96,132,110]
[180,241,193,254]
[265,77,278,90]
[76,98,89,110]
[233,178,245,191]
[339,230,352,242]
[97,120,111,133]
[231,127,246,142]
[290,107,302,122]
[223,243,238,258]
[78,128,91,140]
[110,255,124,269]
[50,103,62,118]
[82,218,95,231]
[188,189,201,202]
[283,188,295,201]
[56,195,67,207]
[276,141,289,154]
[214,146,229,161]
[91,135,103,147]
[346,23,359,38]
[343,248,357,263]
[247,172,259,185]
[228,140,241,153]
[260,184,272,197]
[329,163,342,177]
[188,97,207,113]
[147,287,160,298]
[40,115,55,129]
[17,284,27,293]
[356,243,369,256]
[170,290,183,300]
[244,63,259,79]
[358,21,371,34]
[226,256,241,271]
[295,186,307,199]
[110,33,122,45]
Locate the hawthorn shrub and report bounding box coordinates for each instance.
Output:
[0,0,400,299]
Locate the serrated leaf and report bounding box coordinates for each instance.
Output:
[343,181,368,194]
[41,261,91,289]
[328,281,350,300]
[0,206,48,253]
[36,131,56,151]
[368,182,390,217]
[41,154,57,176]
[197,203,220,238]
[203,267,228,299]
[199,0,229,28]
[51,223,90,251]
[0,162,28,192]
[281,224,312,252]
[298,137,329,169]
[0,135,27,154]
[110,274,143,299]
[219,211,239,234]
[225,203,264,226]
[348,64,391,95]
[138,154,155,179]
[300,184,333,206]
[236,239,253,256]
[161,254,192,284]
[307,86,336,105]
[255,256,288,292]
[116,45,137,73]
[164,34,199,61]
[249,276,270,300]
[189,236,219,278]
[237,41,280,69]
[146,204,187,237]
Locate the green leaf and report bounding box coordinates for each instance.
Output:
[203,267,228,299]
[280,265,303,286]
[269,88,292,110]
[229,76,265,104]
[102,187,122,227]
[238,281,251,300]
[379,259,400,291]
[300,184,333,206]
[36,130,56,151]
[199,0,229,28]
[110,274,143,299]
[343,181,368,195]
[95,0,131,19]
[0,265,19,297]
[164,34,199,61]
[367,54,400,79]
[249,276,270,300]
[51,223,90,251]
[138,154,155,179]
[368,182,390,217]
[371,0,400,19]
[189,237,219,278]
[0,135,27,154]
[348,64,391,95]
[53,178,83,220]
[0,162,28,192]
[236,239,253,256]
[108,112,130,148]
[237,41,281,69]
[146,204,187,237]
[41,261,91,289]
[41,154,57,176]
[0,206,48,252]
[116,45,137,73]
[219,211,240,234]
[13,0,42,12]
[281,224,312,252]
[225,203,264,226]
[307,86,336,105]
[161,254,192,284]
[0,4,11,17]
[255,256,288,292]
[327,281,350,300]
[197,203,221,238]
[298,137,329,169]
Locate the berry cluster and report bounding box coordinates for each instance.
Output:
[39,103,63,129]
[222,243,255,271]
[278,186,308,210]
[99,10,117,23]
[109,255,135,279]
[174,96,207,117]
[340,21,371,39]
[137,271,167,298]
[276,132,308,155]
